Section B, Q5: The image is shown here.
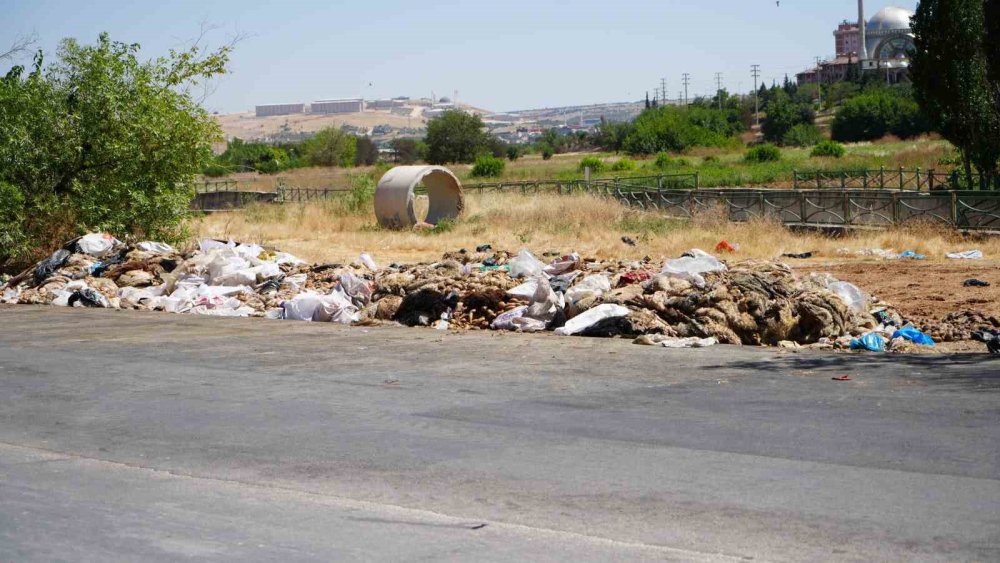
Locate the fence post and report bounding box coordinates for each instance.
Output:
[793,170,798,190]
[928,169,935,191]
[840,171,846,190]
[863,170,868,190]
[899,166,904,190]
[816,172,822,190]
[915,167,921,191]
[843,192,850,226]
[951,191,958,226]
[694,173,700,189]
[892,192,899,225]
[880,166,885,189]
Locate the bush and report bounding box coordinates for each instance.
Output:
[811,140,846,158]
[578,156,606,173]
[506,145,522,161]
[470,154,506,178]
[782,123,824,147]
[621,105,744,155]
[342,173,376,214]
[610,158,636,172]
[762,96,815,144]
[832,87,932,142]
[302,128,357,167]
[540,144,554,160]
[425,110,491,164]
[744,144,782,163]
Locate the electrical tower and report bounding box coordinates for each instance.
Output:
[682,73,690,106]
[660,77,667,106]
[751,64,761,127]
[715,72,724,110]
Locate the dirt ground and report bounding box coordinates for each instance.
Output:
[793,259,999,352]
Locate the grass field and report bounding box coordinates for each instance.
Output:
[207,137,957,192]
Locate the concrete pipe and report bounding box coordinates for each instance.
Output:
[374,165,464,229]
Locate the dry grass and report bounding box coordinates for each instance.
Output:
[192,193,1000,266]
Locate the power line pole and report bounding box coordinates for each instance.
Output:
[660,77,667,106]
[814,57,824,105]
[751,64,761,127]
[715,72,724,110]
[682,73,690,106]
[653,87,660,107]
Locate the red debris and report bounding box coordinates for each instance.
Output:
[617,270,652,287]
[715,240,737,253]
[832,375,852,381]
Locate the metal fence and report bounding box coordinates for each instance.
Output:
[791,168,986,191]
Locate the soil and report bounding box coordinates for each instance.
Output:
[793,259,1000,353]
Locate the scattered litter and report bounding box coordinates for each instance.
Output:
[963,279,990,287]
[832,375,852,381]
[475,244,492,253]
[77,233,121,257]
[621,236,637,247]
[827,281,868,313]
[946,250,983,260]
[971,330,1000,354]
[555,304,630,336]
[660,251,727,288]
[358,253,378,271]
[781,252,814,259]
[634,335,718,348]
[891,326,935,347]
[897,250,927,260]
[850,333,886,352]
[840,248,896,259]
[715,240,738,253]
[508,249,547,279]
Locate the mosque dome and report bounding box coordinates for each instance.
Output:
[868,6,914,31]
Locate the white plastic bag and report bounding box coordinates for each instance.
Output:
[312,289,360,324]
[554,304,630,336]
[565,274,611,308]
[507,278,540,300]
[508,249,546,279]
[338,272,373,305]
[136,241,175,254]
[543,253,579,276]
[77,233,120,257]
[827,280,867,313]
[946,250,984,260]
[660,252,726,288]
[358,253,378,271]
[491,306,528,330]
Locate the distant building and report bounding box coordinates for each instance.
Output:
[255,103,305,117]
[834,21,861,57]
[367,99,407,110]
[310,99,364,114]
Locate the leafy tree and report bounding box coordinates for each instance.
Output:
[831,87,931,142]
[782,123,824,147]
[539,143,554,160]
[391,138,424,164]
[303,127,357,167]
[424,110,490,164]
[620,105,743,155]
[0,33,230,268]
[470,154,505,177]
[911,0,1000,187]
[761,94,814,144]
[210,138,290,175]
[506,145,522,161]
[354,136,380,166]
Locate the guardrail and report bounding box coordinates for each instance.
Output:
[791,168,987,191]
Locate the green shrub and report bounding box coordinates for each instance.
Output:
[342,173,376,214]
[811,140,846,158]
[762,96,815,144]
[610,158,636,172]
[654,152,674,169]
[506,145,522,161]
[621,105,744,155]
[832,87,932,142]
[578,156,606,173]
[539,143,554,160]
[702,155,720,164]
[470,154,506,177]
[744,144,782,163]
[782,124,824,147]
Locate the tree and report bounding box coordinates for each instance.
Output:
[831,87,932,142]
[761,94,814,144]
[303,127,357,167]
[0,33,230,268]
[424,110,490,164]
[911,0,1000,188]
[354,136,379,166]
[391,138,423,164]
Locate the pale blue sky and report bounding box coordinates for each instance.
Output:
[2,0,917,113]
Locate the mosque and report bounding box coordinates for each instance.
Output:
[797,5,915,86]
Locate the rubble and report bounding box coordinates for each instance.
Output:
[3,233,960,351]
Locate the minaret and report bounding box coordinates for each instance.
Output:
[858,0,869,62]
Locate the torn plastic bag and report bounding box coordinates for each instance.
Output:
[827,281,867,313]
[946,250,984,260]
[635,335,719,348]
[891,326,935,347]
[33,248,72,284]
[554,304,630,336]
[136,241,176,254]
[77,233,121,258]
[68,287,111,308]
[508,249,547,279]
[549,271,580,293]
[507,278,540,300]
[543,253,580,276]
[491,306,528,330]
[199,239,235,253]
[849,332,886,352]
[517,276,561,332]
[337,272,374,306]
[897,250,926,260]
[565,274,612,308]
[358,253,378,271]
[660,253,726,288]
[272,252,304,266]
[235,243,264,260]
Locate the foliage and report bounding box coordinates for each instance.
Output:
[391,138,424,164]
[506,145,522,161]
[424,110,490,164]
[744,144,781,163]
[0,33,229,268]
[470,154,506,177]
[762,94,815,144]
[209,138,290,175]
[302,127,357,168]
[782,123,824,147]
[578,156,606,173]
[539,144,554,160]
[831,87,932,142]
[811,140,846,158]
[342,172,376,214]
[354,136,379,166]
[594,120,631,151]
[620,105,743,155]
[610,158,636,171]
[911,0,1000,188]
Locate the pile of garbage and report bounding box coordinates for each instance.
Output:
[2,232,927,351]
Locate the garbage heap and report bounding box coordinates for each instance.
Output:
[1,233,904,349]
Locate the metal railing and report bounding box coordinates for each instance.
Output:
[791,168,987,191]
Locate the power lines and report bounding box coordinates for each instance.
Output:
[682,73,690,106]
[751,64,761,127]
[714,72,724,110]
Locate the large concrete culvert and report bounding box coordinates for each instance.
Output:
[374,165,465,229]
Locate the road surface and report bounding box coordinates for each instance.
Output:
[0,306,998,561]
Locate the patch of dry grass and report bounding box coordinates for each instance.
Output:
[192,193,1000,266]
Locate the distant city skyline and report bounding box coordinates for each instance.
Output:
[1,0,918,113]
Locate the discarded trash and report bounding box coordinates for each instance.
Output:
[68,288,110,308]
[891,326,935,347]
[554,304,630,336]
[621,236,637,247]
[617,270,651,287]
[136,241,176,254]
[543,253,579,276]
[77,233,121,257]
[963,279,991,287]
[634,335,718,348]
[782,252,814,259]
[827,281,867,313]
[897,250,927,260]
[715,240,738,253]
[358,253,378,271]
[661,251,726,288]
[850,332,886,352]
[946,250,984,260]
[508,249,547,279]
[971,330,1000,354]
[832,375,852,381]
[475,244,492,253]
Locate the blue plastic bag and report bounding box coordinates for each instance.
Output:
[892,327,935,347]
[850,332,886,352]
[897,251,927,260]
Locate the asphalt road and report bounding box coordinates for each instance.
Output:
[0,306,998,561]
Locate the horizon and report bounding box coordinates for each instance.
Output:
[2,0,918,114]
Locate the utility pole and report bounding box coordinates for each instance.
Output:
[653,87,660,107]
[815,57,824,105]
[682,73,690,106]
[714,72,724,110]
[751,64,761,128]
[660,77,667,106]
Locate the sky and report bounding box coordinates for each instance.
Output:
[2,0,918,114]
